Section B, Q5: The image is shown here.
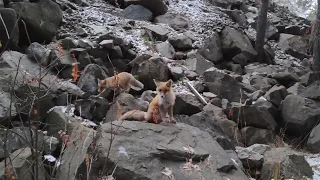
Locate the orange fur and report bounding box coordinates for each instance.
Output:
[118,79,176,123]
[97,72,144,93]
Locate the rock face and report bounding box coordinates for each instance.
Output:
[280,95,320,137]
[197,32,223,63]
[89,120,249,180]
[124,0,168,16]
[8,0,62,44]
[0,8,19,51]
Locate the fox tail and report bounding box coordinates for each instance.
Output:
[129,77,144,91]
[118,110,146,121]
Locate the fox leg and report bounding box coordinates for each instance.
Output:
[159,106,170,123]
[168,105,176,123]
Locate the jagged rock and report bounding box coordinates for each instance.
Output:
[76,27,88,37]
[211,0,244,9]
[185,54,214,75]
[235,146,264,169]
[124,0,168,16]
[173,93,203,115]
[0,147,46,180]
[250,75,278,92]
[60,37,78,49]
[300,72,320,86]
[144,24,170,41]
[97,32,125,46]
[107,0,125,8]
[268,72,299,88]
[220,26,257,61]
[105,93,148,122]
[8,0,62,43]
[241,126,276,146]
[249,90,265,102]
[174,51,187,60]
[75,96,111,122]
[0,127,45,159]
[77,64,108,95]
[253,97,279,120]
[228,103,277,130]
[123,4,153,21]
[203,67,248,103]
[226,62,243,75]
[245,144,271,155]
[88,120,249,180]
[99,39,114,49]
[261,148,313,180]
[287,82,306,95]
[46,108,97,180]
[77,51,92,69]
[168,34,193,50]
[197,32,223,63]
[307,122,320,153]
[154,13,189,31]
[132,56,171,90]
[277,33,311,60]
[224,9,247,27]
[0,8,19,51]
[280,95,320,137]
[155,42,175,59]
[300,81,320,100]
[264,85,288,107]
[43,136,59,155]
[167,63,184,80]
[78,39,94,48]
[141,90,157,102]
[25,42,51,66]
[110,45,124,59]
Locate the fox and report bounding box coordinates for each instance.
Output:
[97,72,144,94]
[118,79,176,123]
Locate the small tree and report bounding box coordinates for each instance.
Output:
[255,0,270,63]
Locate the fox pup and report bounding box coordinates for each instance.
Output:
[97,72,144,94]
[118,79,176,123]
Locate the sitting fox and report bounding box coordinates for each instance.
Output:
[97,72,144,94]
[118,79,176,123]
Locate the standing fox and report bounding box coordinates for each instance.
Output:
[97,72,144,93]
[118,79,176,123]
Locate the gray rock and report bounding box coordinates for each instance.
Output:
[154,13,189,31]
[235,146,264,169]
[8,0,62,43]
[287,82,306,95]
[133,56,171,90]
[144,24,169,41]
[123,4,153,21]
[250,75,278,92]
[307,122,320,153]
[75,96,111,122]
[277,33,310,60]
[77,64,108,95]
[43,136,59,155]
[300,81,320,100]
[89,120,249,180]
[26,42,51,66]
[264,85,288,107]
[241,126,276,146]
[253,98,279,120]
[76,27,88,37]
[229,103,277,130]
[77,51,92,69]
[197,32,223,63]
[168,34,193,50]
[220,26,257,60]
[0,147,46,180]
[185,54,214,75]
[124,0,168,16]
[0,8,19,51]
[280,94,320,137]
[155,42,175,59]
[261,148,313,180]
[99,39,114,49]
[60,37,78,49]
[173,93,203,115]
[210,0,244,9]
[268,72,299,88]
[167,63,184,80]
[300,72,320,86]
[203,67,249,103]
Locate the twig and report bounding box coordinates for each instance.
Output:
[184,81,208,105]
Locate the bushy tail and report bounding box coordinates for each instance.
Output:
[118,110,146,121]
[129,77,144,91]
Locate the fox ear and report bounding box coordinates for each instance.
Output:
[153,79,160,86]
[97,78,101,84]
[166,79,173,87]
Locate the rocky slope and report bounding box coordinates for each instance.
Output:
[0,0,319,179]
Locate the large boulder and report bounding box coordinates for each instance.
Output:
[8,0,62,44]
[203,67,249,103]
[124,0,168,16]
[154,13,189,31]
[88,120,250,180]
[123,4,153,21]
[0,8,19,51]
[280,95,320,137]
[220,26,257,61]
[197,32,223,63]
[277,33,311,60]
